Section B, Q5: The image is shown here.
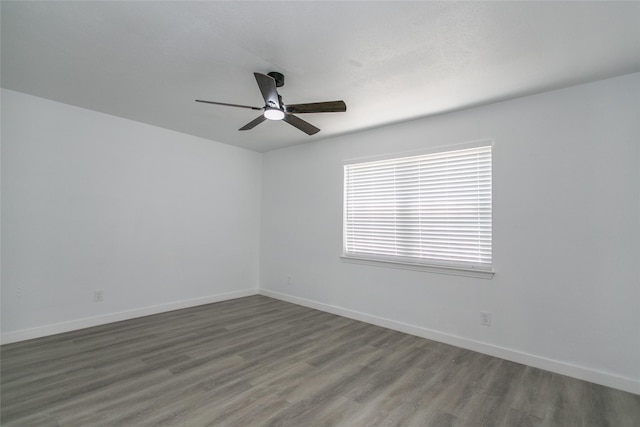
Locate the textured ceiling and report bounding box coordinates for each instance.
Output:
[2,1,639,152]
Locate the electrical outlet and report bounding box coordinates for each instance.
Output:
[16,286,22,298]
[94,290,104,302]
[480,311,491,326]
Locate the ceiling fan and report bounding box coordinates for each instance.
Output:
[196,72,346,136]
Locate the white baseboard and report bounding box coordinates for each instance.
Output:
[259,288,640,395]
[1,288,259,345]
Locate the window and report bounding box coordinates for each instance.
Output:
[343,142,492,277]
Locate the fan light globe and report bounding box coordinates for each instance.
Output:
[264,108,285,120]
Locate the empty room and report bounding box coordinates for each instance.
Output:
[1,1,639,426]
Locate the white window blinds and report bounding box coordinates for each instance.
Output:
[344,144,492,271]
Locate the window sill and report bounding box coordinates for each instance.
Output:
[340,255,495,279]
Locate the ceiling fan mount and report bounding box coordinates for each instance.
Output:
[196,71,346,136]
[267,71,285,88]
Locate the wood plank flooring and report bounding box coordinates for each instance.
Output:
[1,295,639,426]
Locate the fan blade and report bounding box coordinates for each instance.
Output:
[195,100,262,110]
[285,101,347,114]
[282,114,320,135]
[239,115,267,131]
[254,73,281,109]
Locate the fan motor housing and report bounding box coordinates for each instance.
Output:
[267,71,285,87]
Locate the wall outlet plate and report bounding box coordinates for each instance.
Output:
[481,311,491,326]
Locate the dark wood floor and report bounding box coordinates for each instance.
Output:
[1,295,638,426]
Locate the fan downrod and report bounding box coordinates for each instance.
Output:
[267,71,285,88]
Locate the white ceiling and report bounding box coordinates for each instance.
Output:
[2,1,639,152]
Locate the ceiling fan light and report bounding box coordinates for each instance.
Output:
[264,108,285,120]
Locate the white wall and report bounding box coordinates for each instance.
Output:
[2,75,638,394]
[260,73,640,394]
[1,89,261,342]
